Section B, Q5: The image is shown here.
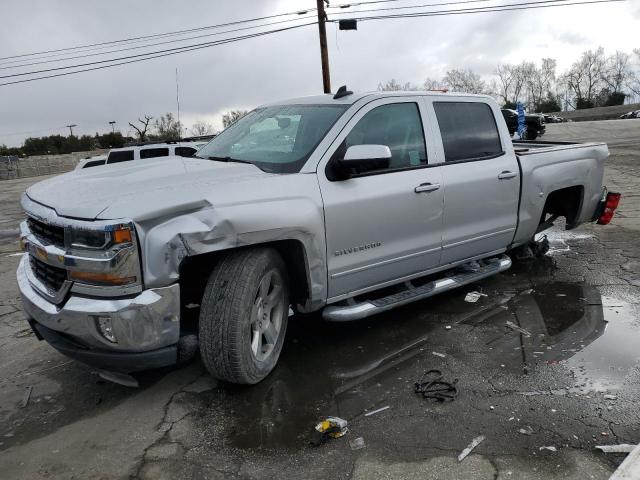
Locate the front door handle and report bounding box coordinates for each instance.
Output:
[415,183,441,193]
[498,171,517,180]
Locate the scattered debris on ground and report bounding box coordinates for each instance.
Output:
[603,394,617,400]
[539,446,557,452]
[505,321,532,337]
[415,369,458,402]
[458,435,485,461]
[349,437,366,450]
[432,351,446,358]
[518,426,534,435]
[464,291,487,303]
[19,386,32,408]
[364,406,389,417]
[310,417,348,446]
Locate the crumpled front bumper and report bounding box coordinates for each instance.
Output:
[17,254,181,372]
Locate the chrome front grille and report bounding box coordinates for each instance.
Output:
[29,255,67,292]
[26,217,65,247]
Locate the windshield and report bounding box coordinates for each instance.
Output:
[196,104,348,173]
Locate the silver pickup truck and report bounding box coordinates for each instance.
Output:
[17,90,620,385]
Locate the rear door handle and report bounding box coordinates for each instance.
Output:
[415,183,441,193]
[498,171,517,180]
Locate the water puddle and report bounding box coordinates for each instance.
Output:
[220,281,639,450]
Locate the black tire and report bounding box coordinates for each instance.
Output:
[525,128,538,140]
[199,247,289,384]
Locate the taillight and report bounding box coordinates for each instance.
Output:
[597,192,621,225]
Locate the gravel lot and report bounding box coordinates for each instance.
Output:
[0,119,639,479]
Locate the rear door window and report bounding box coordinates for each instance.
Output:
[434,102,503,162]
[107,150,134,164]
[140,148,169,159]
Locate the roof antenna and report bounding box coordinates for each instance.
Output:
[333,85,353,100]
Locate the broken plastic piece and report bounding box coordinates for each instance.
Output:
[505,321,532,337]
[432,351,446,358]
[518,426,534,435]
[604,394,617,400]
[310,416,348,446]
[364,406,389,417]
[464,291,487,303]
[20,385,33,408]
[458,435,485,461]
[349,437,366,450]
[540,446,557,452]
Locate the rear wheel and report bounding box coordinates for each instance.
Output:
[199,248,289,384]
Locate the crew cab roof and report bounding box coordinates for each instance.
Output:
[261,90,491,108]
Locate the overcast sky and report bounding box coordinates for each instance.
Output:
[0,0,638,146]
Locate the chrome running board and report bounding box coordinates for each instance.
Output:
[322,255,512,322]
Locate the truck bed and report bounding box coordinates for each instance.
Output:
[511,139,609,246]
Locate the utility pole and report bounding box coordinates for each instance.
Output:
[109,121,116,133]
[66,124,77,137]
[316,0,331,94]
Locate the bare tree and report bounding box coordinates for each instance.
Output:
[565,48,607,107]
[128,115,153,142]
[602,51,631,93]
[423,77,443,90]
[222,110,249,129]
[527,58,557,110]
[628,48,640,97]
[442,68,486,94]
[495,64,515,105]
[512,62,535,105]
[190,120,215,136]
[378,79,418,91]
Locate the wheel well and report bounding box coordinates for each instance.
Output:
[178,240,311,331]
[540,186,584,230]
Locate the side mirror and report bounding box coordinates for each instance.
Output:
[337,144,391,176]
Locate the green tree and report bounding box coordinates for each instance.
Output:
[152,112,183,140]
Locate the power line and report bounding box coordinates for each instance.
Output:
[0,15,318,71]
[328,0,543,16]
[329,0,625,21]
[0,19,318,79]
[0,23,317,87]
[0,9,317,62]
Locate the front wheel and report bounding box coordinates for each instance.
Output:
[199,248,289,384]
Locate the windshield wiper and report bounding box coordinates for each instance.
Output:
[206,156,252,165]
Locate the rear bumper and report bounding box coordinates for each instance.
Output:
[17,254,181,372]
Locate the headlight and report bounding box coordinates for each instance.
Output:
[65,223,142,293]
[67,225,133,250]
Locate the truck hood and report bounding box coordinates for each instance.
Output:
[26,156,270,220]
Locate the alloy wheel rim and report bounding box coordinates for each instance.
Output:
[250,269,284,362]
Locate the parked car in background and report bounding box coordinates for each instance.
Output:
[105,141,207,165]
[619,110,640,119]
[18,90,617,386]
[543,114,564,123]
[501,109,546,140]
[75,141,207,170]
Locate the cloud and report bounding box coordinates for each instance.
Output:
[0,0,638,146]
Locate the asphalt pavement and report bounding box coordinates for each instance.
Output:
[0,119,639,479]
